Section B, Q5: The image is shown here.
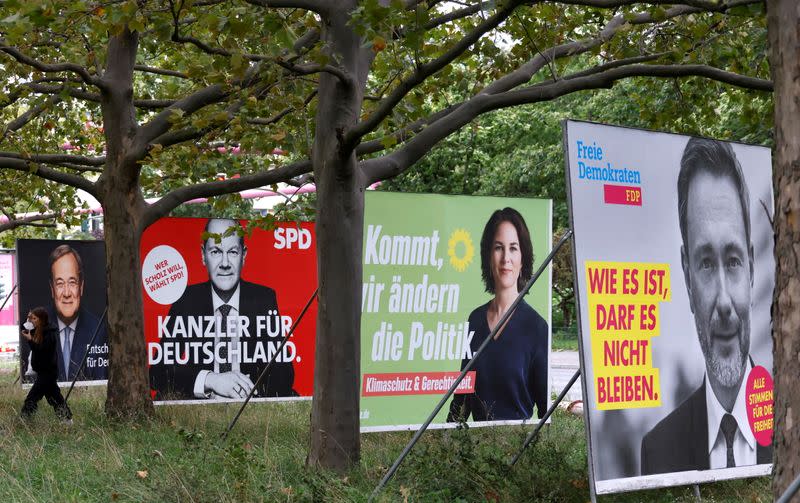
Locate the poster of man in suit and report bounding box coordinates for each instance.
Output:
[16,239,109,384]
[142,217,318,404]
[564,121,774,495]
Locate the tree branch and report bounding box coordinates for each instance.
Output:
[151,96,248,148]
[1,95,63,138]
[142,159,313,230]
[0,41,102,88]
[22,82,175,109]
[0,157,99,198]
[134,64,188,78]
[361,63,771,184]
[0,152,105,166]
[482,3,702,96]
[345,0,523,149]
[0,212,58,233]
[243,0,331,16]
[275,59,353,86]
[354,1,757,167]
[552,0,760,10]
[424,4,483,31]
[138,85,230,145]
[248,90,317,126]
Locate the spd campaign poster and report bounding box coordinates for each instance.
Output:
[360,192,552,432]
[564,120,774,495]
[16,239,109,385]
[0,252,15,325]
[142,217,317,404]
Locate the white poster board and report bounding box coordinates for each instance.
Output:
[564,120,774,495]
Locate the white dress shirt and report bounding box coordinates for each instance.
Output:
[705,359,757,468]
[57,318,79,364]
[193,285,242,398]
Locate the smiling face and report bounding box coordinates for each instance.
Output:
[490,221,522,294]
[50,252,83,324]
[202,219,246,294]
[681,171,753,390]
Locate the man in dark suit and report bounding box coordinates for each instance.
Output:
[152,218,294,400]
[641,138,772,475]
[47,244,108,381]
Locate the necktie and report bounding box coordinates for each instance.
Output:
[63,326,72,378]
[218,304,232,372]
[720,413,737,468]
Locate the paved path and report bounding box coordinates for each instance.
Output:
[551,350,583,403]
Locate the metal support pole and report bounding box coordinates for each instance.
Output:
[777,472,800,503]
[509,368,580,466]
[220,288,318,442]
[692,484,701,501]
[369,230,573,502]
[0,283,17,312]
[65,307,107,402]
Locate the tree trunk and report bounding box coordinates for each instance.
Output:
[99,28,152,418]
[562,300,572,328]
[767,1,800,498]
[307,5,370,471]
[102,187,152,418]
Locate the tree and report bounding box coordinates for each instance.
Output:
[0,1,316,417]
[766,0,799,499]
[0,0,772,471]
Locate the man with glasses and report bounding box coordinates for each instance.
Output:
[48,244,108,381]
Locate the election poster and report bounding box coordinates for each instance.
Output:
[564,120,774,495]
[0,252,15,326]
[142,217,317,404]
[360,192,552,432]
[16,239,109,385]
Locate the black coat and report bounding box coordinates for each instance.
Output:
[151,280,295,399]
[641,378,773,475]
[26,326,59,378]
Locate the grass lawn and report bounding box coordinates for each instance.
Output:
[0,364,770,502]
[552,327,580,351]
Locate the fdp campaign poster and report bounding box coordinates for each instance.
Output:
[16,239,109,385]
[142,217,317,404]
[564,120,774,495]
[360,192,552,432]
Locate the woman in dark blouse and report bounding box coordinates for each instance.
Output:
[448,208,548,422]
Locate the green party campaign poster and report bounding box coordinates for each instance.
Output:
[360,192,552,432]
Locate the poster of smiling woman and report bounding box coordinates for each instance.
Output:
[360,192,552,432]
[564,120,774,496]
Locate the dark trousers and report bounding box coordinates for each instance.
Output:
[21,374,72,420]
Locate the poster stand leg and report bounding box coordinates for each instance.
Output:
[220,288,318,442]
[369,230,573,503]
[692,484,701,501]
[0,283,17,312]
[777,471,800,503]
[508,368,581,467]
[65,307,108,403]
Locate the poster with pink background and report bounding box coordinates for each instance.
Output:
[0,253,15,325]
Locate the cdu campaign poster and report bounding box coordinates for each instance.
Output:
[564,120,774,495]
[16,239,109,385]
[360,192,552,432]
[141,217,317,404]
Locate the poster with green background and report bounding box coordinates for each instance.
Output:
[360,192,552,432]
